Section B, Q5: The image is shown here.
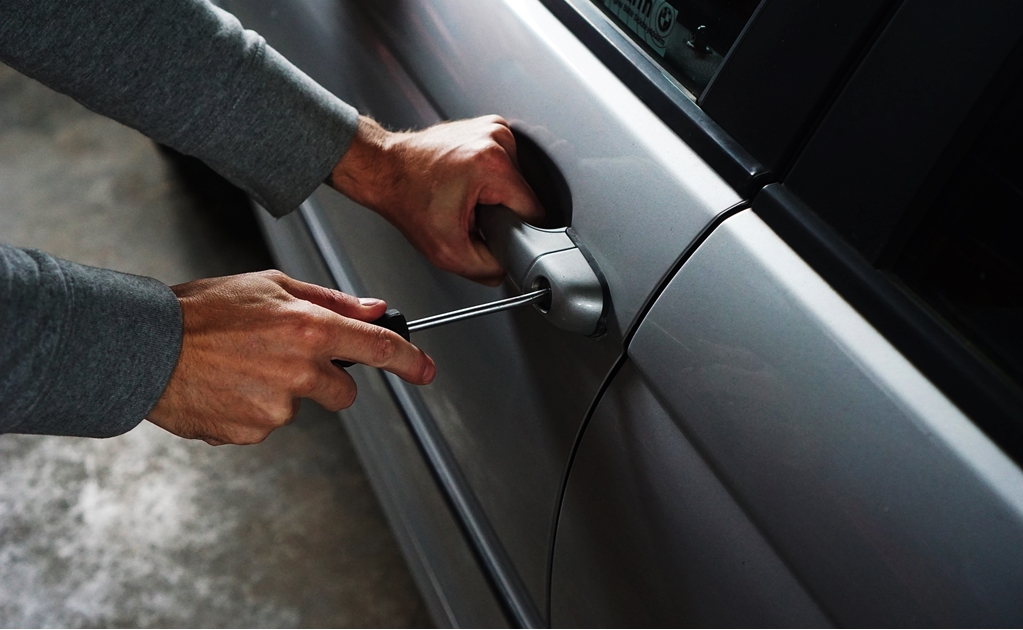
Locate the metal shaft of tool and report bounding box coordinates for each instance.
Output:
[407,288,550,333]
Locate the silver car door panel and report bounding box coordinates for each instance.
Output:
[230,0,741,617]
[253,206,506,627]
[551,361,832,627]
[343,367,508,629]
[305,191,540,625]
[231,2,577,616]
[622,209,1023,625]
[228,3,552,619]
[309,182,620,619]
[236,3,614,615]
[357,0,742,338]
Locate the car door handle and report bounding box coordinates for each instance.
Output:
[477,204,605,336]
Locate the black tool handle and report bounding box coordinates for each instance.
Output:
[331,309,410,369]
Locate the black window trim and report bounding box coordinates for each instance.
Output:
[535,0,905,199]
[699,0,904,177]
[534,0,769,197]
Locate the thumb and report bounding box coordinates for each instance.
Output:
[465,236,506,287]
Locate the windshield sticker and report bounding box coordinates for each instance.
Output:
[602,0,678,56]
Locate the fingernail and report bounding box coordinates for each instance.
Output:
[359,297,384,307]
[422,360,436,384]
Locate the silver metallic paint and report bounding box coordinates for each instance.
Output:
[309,185,620,614]
[253,207,507,627]
[624,210,1023,625]
[552,361,832,627]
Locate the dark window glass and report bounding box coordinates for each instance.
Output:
[893,68,1023,385]
[593,0,762,96]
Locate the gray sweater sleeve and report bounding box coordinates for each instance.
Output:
[0,0,361,437]
[0,0,359,216]
[0,246,182,437]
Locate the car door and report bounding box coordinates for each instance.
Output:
[552,0,1023,625]
[220,0,755,624]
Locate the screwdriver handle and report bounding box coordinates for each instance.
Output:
[332,309,410,369]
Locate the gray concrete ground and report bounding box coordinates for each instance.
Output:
[0,64,432,627]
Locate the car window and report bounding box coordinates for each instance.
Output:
[892,66,1023,387]
[591,0,762,96]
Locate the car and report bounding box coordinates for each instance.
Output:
[216,0,1023,625]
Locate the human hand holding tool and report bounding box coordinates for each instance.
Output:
[147,271,435,446]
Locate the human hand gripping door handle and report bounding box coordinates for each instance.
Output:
[476,204,606,336]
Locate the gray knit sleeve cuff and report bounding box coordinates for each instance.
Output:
[1,248,182,438]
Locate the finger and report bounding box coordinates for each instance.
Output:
[307,365,359,412]
[479,166,545,225]
[465,236,505,286]
[274,273,387,321]
[330,317,437,385]
[489,123,519,167]
[480,114,510,128]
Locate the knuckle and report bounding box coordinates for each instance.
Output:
[290,369,318,397]
[481,141,505,160]
[289,309,327,346]
[261,269,289,284]
[332,289,358,307]
[260,399,295,428]
[479,144,511,172]
[371,327,396,364]
[490,124,513,143]
[272,406,295,427]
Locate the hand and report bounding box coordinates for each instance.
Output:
[146,270,435,445]
[329,115,544,286]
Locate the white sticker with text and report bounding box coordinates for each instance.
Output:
[602,0,678,56]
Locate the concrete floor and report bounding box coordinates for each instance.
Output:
[0,65,432,627]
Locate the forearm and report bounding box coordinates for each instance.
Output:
[0,0,359,216]
[0,245,181,437]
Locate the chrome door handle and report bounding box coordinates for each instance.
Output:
[477,204,605,336]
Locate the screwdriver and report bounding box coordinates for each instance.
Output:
[332,287,550,368]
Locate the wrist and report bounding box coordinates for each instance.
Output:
[329,116,401,213]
